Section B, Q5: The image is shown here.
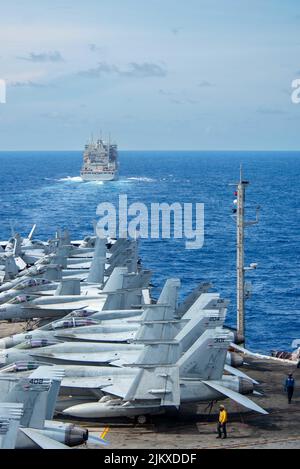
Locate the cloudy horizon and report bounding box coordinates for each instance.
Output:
[0,0,300,151]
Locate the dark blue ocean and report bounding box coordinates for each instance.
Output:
[0,151,299,353]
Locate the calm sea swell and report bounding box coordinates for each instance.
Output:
[0,150,299,353]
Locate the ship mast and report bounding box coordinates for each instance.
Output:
[230,166,259,345]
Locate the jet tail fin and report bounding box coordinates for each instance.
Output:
[125,366,180,407]
[0,403,23,449]
[4,366,64,429]
[51,255,67,269]
[28,224,37,241]
[175,310,225,353]
[29,366,65,420]
[43,265,62,281]
[102,288,143,310]
[4,256,19,281]
[122,270,152,290]
[175,282,212,317]
[93,236,107,258]
[86,237,107,284]
[157,279,181,312]
[132,343,180,366]
[87,257,105,284]
[55,279,81,296]
[134,320,181,344]
[102,267,128,292]
[6,375,51,429]
[178,328,231,379]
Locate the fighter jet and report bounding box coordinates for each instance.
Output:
[0,280,210,349]
[0,265,151,321]
[0,366,106,448]
[62,328,267,421]
[0,279,244,378]
[0,291,243,386]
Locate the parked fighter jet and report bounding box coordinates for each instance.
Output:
[62,328,267,421]
[0,280,210,348]
[0,366,106,448]
[0,294,245,393]
[0,265,151,321]
[0,279,244,377]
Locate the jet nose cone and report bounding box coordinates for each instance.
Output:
[0,339,7,349]
[63,404,89,418]
[63,402,102,419]
[0,351,8,366]
[0,338,14,349]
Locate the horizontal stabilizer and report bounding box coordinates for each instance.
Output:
[224,364,259,385]
[203,380,268,415]
[29,366,65,381]
[20,427,70,449]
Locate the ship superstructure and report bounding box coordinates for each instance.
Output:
[80,137,118,181]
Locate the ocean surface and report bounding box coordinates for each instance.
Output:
[0,150,299,353]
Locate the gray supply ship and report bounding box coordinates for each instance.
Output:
[80,137,118,181]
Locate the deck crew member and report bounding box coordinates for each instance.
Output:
[284,373,295,404]
[217,405,228,439]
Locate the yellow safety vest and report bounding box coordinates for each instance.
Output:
[219,409,228,424]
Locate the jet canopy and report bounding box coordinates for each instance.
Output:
[9,295,36,304]
[15,339,60,350]
[14,278,51,290]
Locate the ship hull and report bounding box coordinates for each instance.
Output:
[80,172,118,182]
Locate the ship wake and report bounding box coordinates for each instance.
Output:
[58,176,84,183]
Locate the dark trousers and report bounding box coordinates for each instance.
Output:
[287,387,294,403]
[217,422,227,438]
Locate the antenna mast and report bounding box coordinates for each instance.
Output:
[230,166,259,345]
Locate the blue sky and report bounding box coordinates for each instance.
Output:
[0,0,300,150]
